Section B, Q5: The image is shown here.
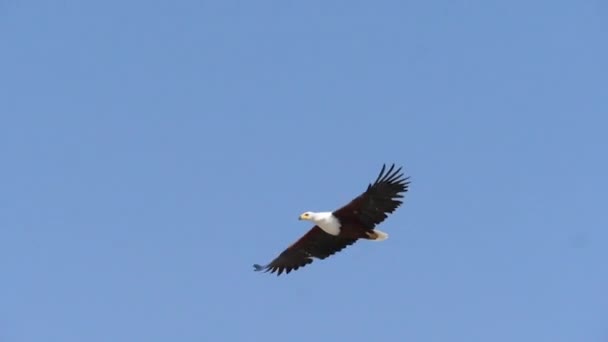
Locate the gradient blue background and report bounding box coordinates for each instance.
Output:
[1,1,607,341]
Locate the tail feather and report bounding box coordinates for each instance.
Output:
[373,229,389,241]
[366,229,388,241]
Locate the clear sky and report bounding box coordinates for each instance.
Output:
[1,1,607,341]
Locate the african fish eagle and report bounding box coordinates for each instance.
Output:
[253,163,410,275]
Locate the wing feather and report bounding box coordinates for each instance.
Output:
[333,163,410,229]
[253,227,357,275]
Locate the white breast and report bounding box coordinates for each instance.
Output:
[312,212,341,236]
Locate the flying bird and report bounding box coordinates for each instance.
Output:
[253,163,410,275]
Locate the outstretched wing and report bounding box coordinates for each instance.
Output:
[253,226,357,275]
[333,164,410,229]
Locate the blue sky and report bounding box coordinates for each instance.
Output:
[1,1,607,341]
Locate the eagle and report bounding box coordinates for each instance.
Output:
[253,163,410,275]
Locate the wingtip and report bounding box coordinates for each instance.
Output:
[253,264,265,272]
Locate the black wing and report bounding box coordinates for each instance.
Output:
[253,226,357,276]
[332,164,410,229]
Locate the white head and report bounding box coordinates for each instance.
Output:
[299,211,316,221]
[299,211,333,222]
[297,211,340,235]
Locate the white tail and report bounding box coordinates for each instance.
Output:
[372,229,389,241]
